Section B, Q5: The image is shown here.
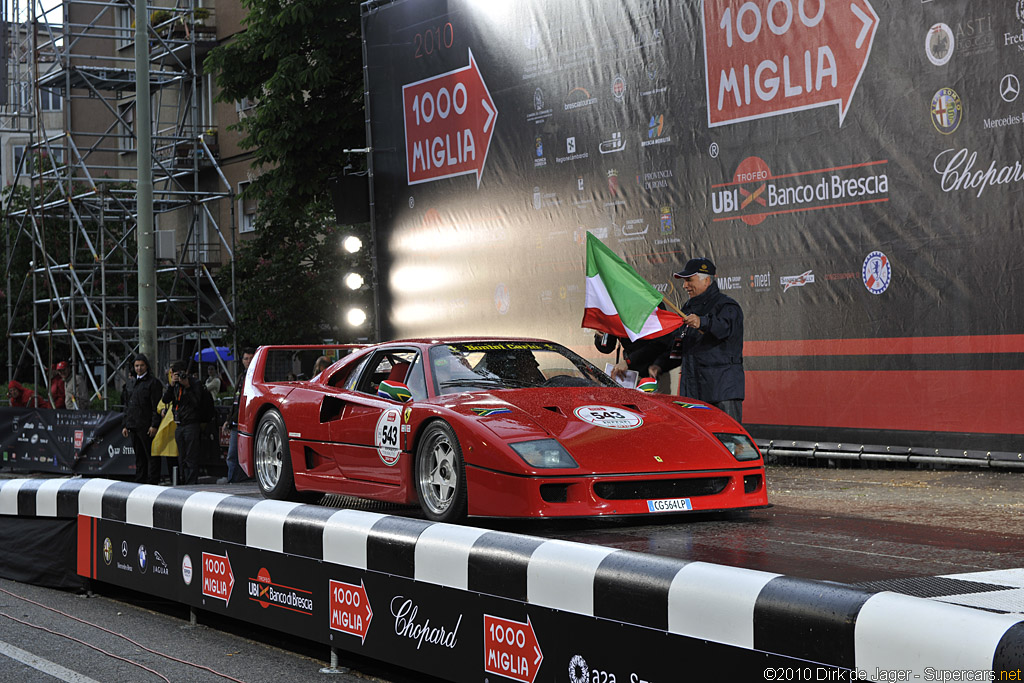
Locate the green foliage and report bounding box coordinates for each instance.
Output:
[229,197,369,347]
[204,0,364,213]
[205,0,372,346]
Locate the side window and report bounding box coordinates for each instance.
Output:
[354,350,419,397]
[405,354,427,401]
[341,355,372,391]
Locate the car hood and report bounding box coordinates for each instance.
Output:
[450,387,752,474]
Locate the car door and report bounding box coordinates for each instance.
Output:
[328,349,423,486]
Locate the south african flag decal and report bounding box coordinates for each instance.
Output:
[378,380,412,402]
[471,408,512,416]
[673,401,710,409]
[637,378,657,392]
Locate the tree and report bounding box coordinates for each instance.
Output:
[204,0,370,346]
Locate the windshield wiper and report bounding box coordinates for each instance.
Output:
[440,379,505,388]
[439,378,540,389]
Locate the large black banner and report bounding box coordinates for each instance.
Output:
[362,0,1023,452]
[86,517,849,682]
[0,408,133,475]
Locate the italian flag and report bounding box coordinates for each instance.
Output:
[581,232,683,341]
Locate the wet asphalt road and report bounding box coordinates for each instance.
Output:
[1,462,1022,681]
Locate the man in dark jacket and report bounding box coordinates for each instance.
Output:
[163,360,203,485]
[651,257,745,423]
[218,348,255,483]
[121,354,164,484]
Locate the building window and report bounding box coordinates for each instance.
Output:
[12,145,27,175]
[238,181,257,233]
[116,4,133,49]
[39,88,61,111]
[12,145,64,174]
[235,97,256,121]
[118,102,135,152]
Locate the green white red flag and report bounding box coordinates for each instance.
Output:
[581,233,683,341]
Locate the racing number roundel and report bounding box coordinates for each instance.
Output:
[375,408,403,466]
[573,405,643,430]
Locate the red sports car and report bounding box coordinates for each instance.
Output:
[237,338,768,521]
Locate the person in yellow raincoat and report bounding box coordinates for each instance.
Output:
[150,368,179,478]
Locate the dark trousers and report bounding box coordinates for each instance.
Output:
[129,428,159,484]
[174,422,201,485]
[712,399,743,425]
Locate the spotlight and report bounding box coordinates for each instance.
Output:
[342,235,363,253]
[346,307,367,327]
[344,272,364,290]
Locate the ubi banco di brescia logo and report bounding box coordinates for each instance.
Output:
[248,568,314,615]
[710,156,888,226]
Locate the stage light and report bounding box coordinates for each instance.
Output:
[342,235,363,253]
[346,307,367,327]
[344,272,364,290]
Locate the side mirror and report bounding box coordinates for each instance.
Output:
[377,380,413,403]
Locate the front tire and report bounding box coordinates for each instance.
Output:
[415,422,468,523]
[254,410,297,500]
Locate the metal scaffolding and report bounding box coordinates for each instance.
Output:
[3,0,235,408]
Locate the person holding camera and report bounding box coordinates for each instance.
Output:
[162,360,203,485]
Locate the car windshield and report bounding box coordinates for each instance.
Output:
[429,341,616,395]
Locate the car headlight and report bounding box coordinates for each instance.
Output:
[715,433,761,462]
[510,439,579,469]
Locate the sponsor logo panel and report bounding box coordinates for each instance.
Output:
[248,567,314,616]
[711,156,889,225]
[702,0,879,127]
[863,251,891,295]
[484,614,543,683]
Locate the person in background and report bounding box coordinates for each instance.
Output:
[313,355,331,377]
[7,380,50,408]
[650,257,745,423]
[598,323,675,393]
[218,347,255,484]
[61,362,88,410]
[121,354,163,484]
[49,363,67,409]
[163,361,203,485]
[205,365,222,394]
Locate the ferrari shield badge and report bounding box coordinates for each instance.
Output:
[573,405,643,430]
[375,408,402,466]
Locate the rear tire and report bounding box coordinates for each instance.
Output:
[415,422,468,523]
[254,410,298,501]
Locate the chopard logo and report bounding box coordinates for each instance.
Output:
[933,148,1024,197]
[390,597,462,650]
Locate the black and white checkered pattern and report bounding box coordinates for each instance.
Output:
[2,477,1022,674]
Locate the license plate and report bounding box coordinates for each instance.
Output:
[646,497,692,512]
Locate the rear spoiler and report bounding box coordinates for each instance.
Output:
[251,344,369,383]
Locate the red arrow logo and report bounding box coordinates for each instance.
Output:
[403,48,498,187]
[703,0,879,127]
[483,614,543,683]
[201,551,234,605]
[329,579,373,644]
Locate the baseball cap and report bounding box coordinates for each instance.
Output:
[673,257,716,278]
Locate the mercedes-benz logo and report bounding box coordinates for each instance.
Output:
[1001,74,1020,103]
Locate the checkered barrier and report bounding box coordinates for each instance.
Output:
[2,477,1022,682]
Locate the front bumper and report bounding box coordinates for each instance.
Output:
[465,465,768,517]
